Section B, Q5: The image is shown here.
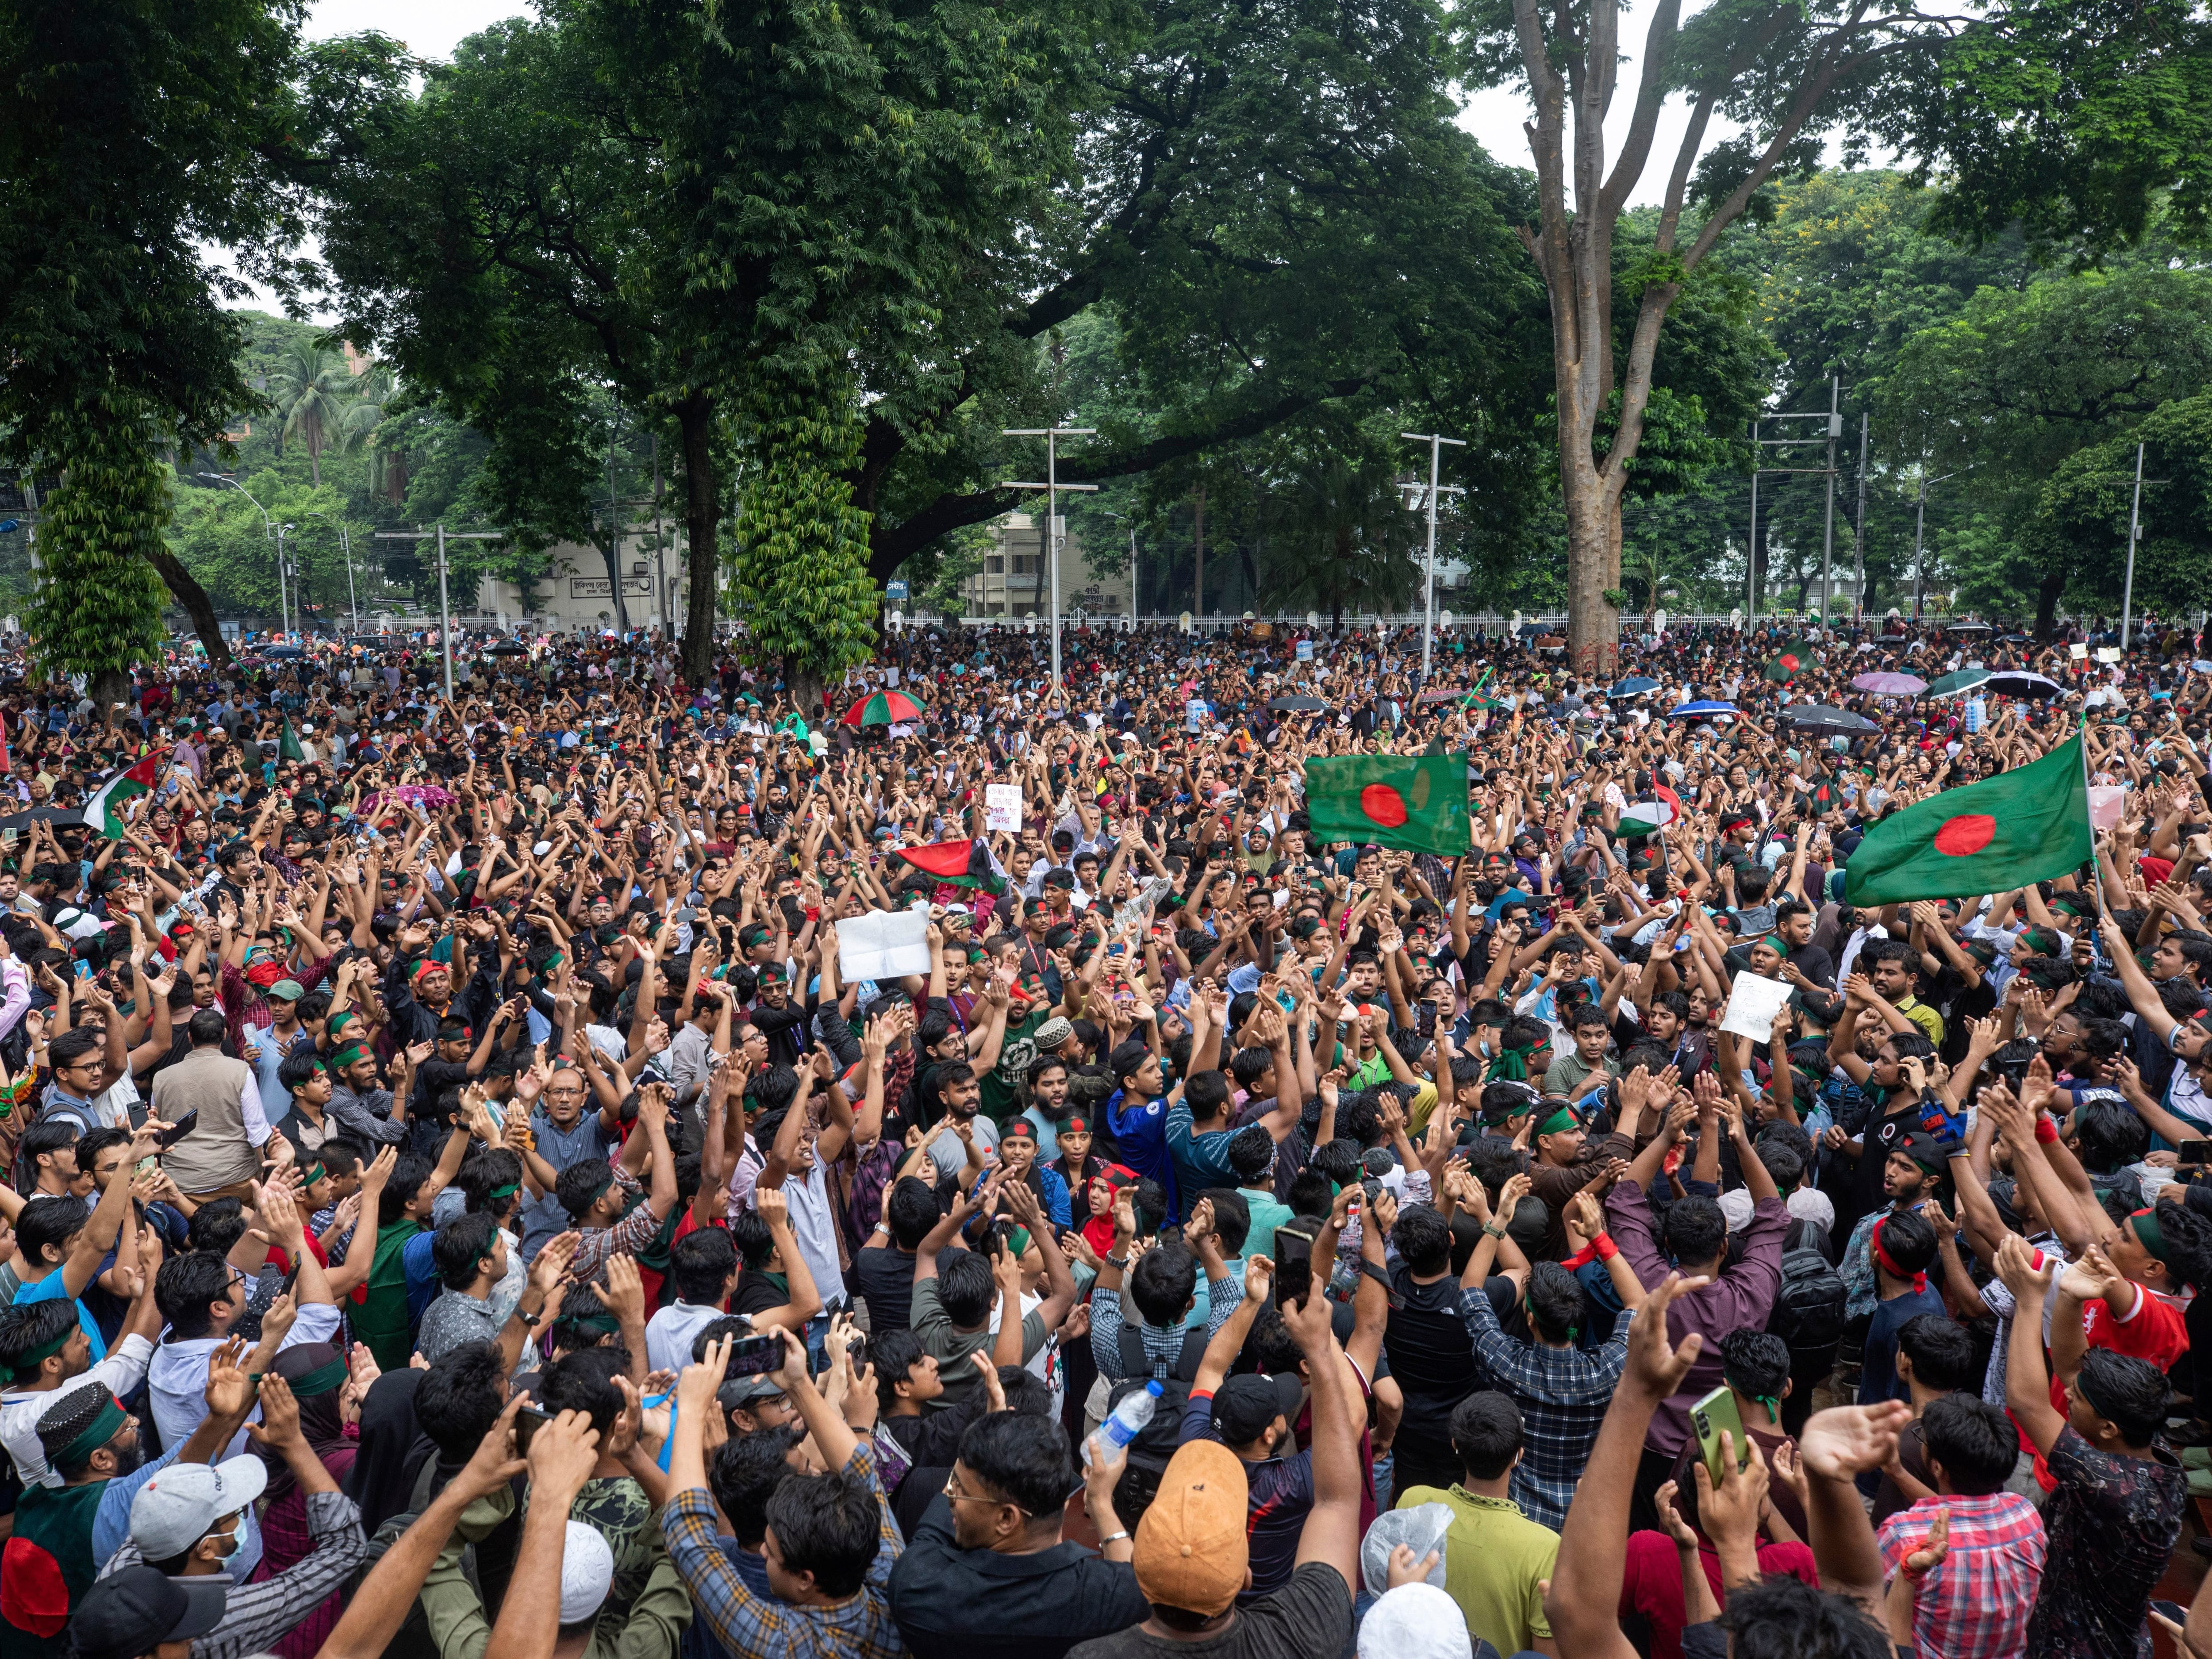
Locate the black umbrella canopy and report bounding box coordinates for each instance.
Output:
[1268,696,1327,712]
[1782,703,1878,733]
[0,807,83,830]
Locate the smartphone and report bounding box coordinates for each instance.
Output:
[2151,1601,2188,1628]
[514,1405,552,1455]
[723,1333,787,1379]
[2180,1141,2212,1167]
[1691,1385,1749,1487]
[156,1110,199,1148]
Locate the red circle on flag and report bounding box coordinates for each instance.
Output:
[1360,784,1409,828]
[1933,814,1996,856]
[1779,653,1800,671]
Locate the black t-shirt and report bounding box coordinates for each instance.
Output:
[731,1269,793,1320]
[852,1244,918,1334]
[1381,1268,1484,1453]
[1065,1562,1353,1659]
[1843,1098,1921,1238]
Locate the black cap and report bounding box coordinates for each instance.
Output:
[1210,1372,1304,1448]
[68,1567,227,1659]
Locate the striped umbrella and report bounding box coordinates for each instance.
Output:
[841,689,924,727]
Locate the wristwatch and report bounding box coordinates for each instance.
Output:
[1097,1530,1131,1546]
[517,1309,541,1329]
[1482,1223,1507,1240]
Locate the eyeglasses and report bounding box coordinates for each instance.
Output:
[942,1472,1024,1512]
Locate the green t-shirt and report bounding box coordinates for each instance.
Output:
[980,1007,1051,1120]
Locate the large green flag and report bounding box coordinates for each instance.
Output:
[1304,753,1470,855]
[1844,731,2092,904]
[279,718,305,763]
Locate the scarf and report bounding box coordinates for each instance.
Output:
[1871,1215,1927,1295]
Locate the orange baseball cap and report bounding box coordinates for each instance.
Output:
[1131,1440,1249,1616]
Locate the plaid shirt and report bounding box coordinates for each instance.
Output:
[1459,1286,1626,1530]
[569,1164,665,1283]
[103,1490,365,1659]
[663,1441,903,1659]
[1877,1491,2046,1659]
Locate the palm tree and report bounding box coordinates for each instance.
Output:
[339,365,407,503]
[1254,442,1423,630]
[267,342,355,486]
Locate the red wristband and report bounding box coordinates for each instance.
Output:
[1561,1241,1599,1271]
[2035,1114,2059,1144]
[1594,1232,1619,1261]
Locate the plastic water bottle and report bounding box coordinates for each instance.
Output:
[1084,1379,1163,1466]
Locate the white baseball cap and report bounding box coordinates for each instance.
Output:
[128,1455,268,1559]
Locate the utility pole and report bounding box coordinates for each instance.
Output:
[340,522,358,634]
[651,433,670,635]
[2124,442,2145,649]
[275,522,293,638]
[1747,428,1759,622]
[1192,488,1206,624]
[1819,376,1840,623]
[1851,411,1869,623]
[1104,511,1138,626]
[1912,466,1928,620]
[1002,426,1097,687]
[375,526,504,696]
[1399,431,1467,681]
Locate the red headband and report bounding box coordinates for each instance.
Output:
[1871,1215,1927,1295]
[410,959,446,983]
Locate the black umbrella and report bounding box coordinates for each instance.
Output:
[264,644,306,659]
[1268,696,1326,712]
[1782,703,1878,734]
[489,642,530,657]
[0,807,83,830]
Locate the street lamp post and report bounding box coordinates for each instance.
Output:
[1002,426,1097,686]
[1103,511,1138,628]
[195,473,282,634]
[1399,431,1467,682]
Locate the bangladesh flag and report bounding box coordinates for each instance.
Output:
[280,717,305,763]
[1304,753,1470,855]
[1844,731,2093,905]
[85,750,165,837]
[1763,639,1814,682]
[1618,799,1677,837]
[891,839,1007,894]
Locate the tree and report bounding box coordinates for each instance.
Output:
[1251,432,1425,632]
[2028,395,2212,628]
[267,342,358,486]
[0,0,310,676]
[1879,263,2212,633]
[1459,0,1966,668]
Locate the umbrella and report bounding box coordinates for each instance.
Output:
[489,641,529,656]
[1783,703,1878,734]
[1924,669,1991,698]
[1669,700,1739,719]
[0,807,82,831]
[1610,676,1660,697]
[1851,672,1926,696]
[264,645,305,660]
[1983,669,2064,698]
[1269,695,1327,712]
[841,688,924,728]
[1944,621,1991,633]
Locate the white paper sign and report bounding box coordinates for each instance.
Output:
[835,910,932,982]
[1718,972,1793,1044]
[985,783,1023,832]
[2089,785,2128,831]
[2069,643,2089,660]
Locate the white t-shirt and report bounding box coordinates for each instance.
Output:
[0,1334,154,1489]
[645,1301,741,1376]
[779,1161,846,1310]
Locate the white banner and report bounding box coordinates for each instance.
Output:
[1718,973,1793,1044]
[985,783,1024,832]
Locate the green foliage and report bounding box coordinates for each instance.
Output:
[1881,0,2212,256]
[725,396,879,689]
[26,403,170,685]
[2029,395,2212,620]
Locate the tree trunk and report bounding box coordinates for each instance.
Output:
[2035,567,2066,641]
[142,542,232,666]
[784,659,827,724]
[678,400,721,685]
[92,667,132,725]
[1564,460,1618,676]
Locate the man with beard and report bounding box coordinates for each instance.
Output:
[1,1353,262,1647]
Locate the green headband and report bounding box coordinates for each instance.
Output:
[329,1042,367,1069]
[1486,1045,1533,1083]
[1751,1393,1783,1425]
[1536,1107,1579,1138]
[1525,1287,1577,1344]
[57,1392,130,1468]
[487,1183,520,1202]
[282,1357,348,1399]
[6,1329,73,1385]
[299,1162,327,1188]
[2131,1207,2169,1263]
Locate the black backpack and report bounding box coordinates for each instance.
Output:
[1767,1240,1847,1352]
[1112,1325,1208,1448]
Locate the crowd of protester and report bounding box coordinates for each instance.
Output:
[0,610,2208,1659]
